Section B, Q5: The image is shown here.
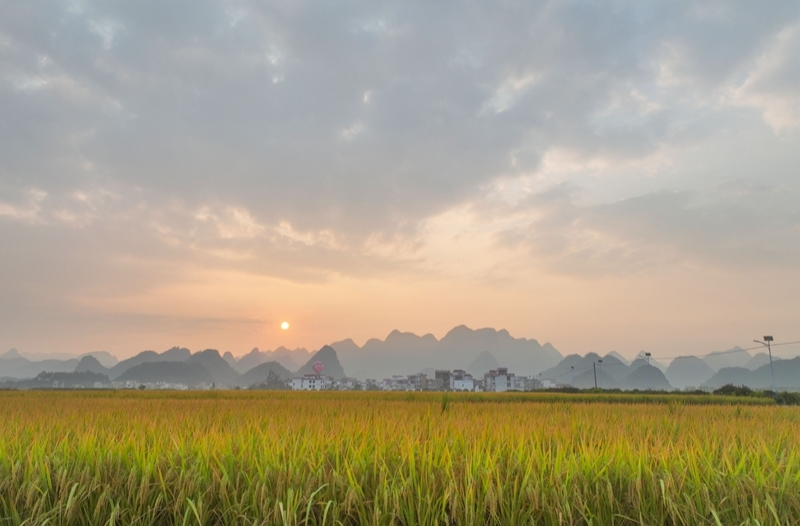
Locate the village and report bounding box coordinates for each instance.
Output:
[290,367,556,392]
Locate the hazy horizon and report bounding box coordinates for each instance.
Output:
[2,1,799,361]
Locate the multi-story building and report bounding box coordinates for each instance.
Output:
[408,373,428,391]
[452,369,475,391]
[291,374,331,391]
[484,367,512,392]
[434,370,452,390]
[511,375,540,391]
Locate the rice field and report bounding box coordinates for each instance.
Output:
[1,391,798,525]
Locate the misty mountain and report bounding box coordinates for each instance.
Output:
[0,354,80,379]
[0,371,109,389]
[466,351,499,377]
[296,346,346,379]
[665,356,714,389]
[330,325,561,379]
[239,361,293,386]
[1,348,120,379]
[115,362,213,387]
[75,355,109,375]
[605,351,630,365]
[597,355,630,382]
[744,353,776,370]
[621,364,672,391]
[108,347,191,379]
[3,349,118,367]
[572,367,617,389]
[542,353,674,390]
[702,357,800,391]
[540,352,626,383]
[186,349,241,387]
[223,352,238,368]
[630,354,666,373]
[232,347,307,374]
[703,347,751,371]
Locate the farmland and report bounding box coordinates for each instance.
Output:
[1,391,799,525]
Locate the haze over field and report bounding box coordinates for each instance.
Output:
[2,1,800,360]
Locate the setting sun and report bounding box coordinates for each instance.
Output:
[281,321,290,330]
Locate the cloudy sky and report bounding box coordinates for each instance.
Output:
[2,0,799,360]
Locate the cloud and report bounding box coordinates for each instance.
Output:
[492,180,800,277]
[1,0,800,326]
[734,23,800,133]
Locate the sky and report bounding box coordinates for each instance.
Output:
[1,0,799,360]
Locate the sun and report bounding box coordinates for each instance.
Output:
[280,321,290,330]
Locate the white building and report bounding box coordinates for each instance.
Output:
[452,369,475,391]
[484,368,512,392]
[511,375,539,391]
[334,377,358,390]
[291,374,331,391]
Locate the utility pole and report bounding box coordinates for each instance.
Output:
[598,359,603,389]
[593,362,597,389]
[754,336,777,398]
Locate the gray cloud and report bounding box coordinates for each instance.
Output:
[1,0,800,316]
[497,179,800,276]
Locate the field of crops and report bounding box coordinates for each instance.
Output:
[1,391,798,525]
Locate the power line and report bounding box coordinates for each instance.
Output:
[543,339,800,381]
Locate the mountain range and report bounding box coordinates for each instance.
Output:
[330,325,562,379]
[2,327,797,391]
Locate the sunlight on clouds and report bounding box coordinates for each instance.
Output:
[0,189,46,222]
[195,206,264,240]
[733,24,800,133]
[481,73,538,114]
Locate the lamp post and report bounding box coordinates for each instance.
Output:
[645,352,652,391]
[570,366,575,386]
[753,336,777,398]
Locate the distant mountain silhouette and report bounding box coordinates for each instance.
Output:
[665,356,714,389]
[296,346,346,379]
[744,353,777,370]
[630,354,666,373]
[108,347,191,379]
[597,355,630,382]
[703,347,751,371]
[75,355,109,375]
[0,354,79,379]
[222,351,238,368]
[542,353,674,390]
[572,367,617,389]
[540,352,616,383]
[239,361,293,386]
[186,349,240,387]
[703,357,800,390]
[232,347,307,373]
[605,351,629,365]
[466,351,499,377]
[2,349,118,367]
[330,325,560,379]
[621,364,672,390]
[0,371,108,389]
[115,362,213,387]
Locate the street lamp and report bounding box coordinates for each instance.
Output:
[570,366,575,386]
[644,352,652,391]
[753,336,777,398]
